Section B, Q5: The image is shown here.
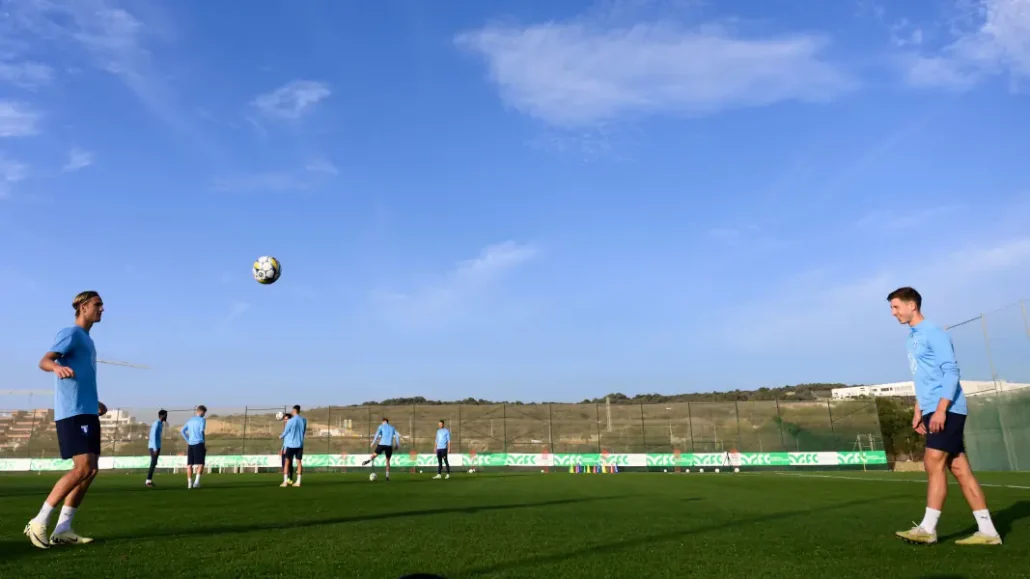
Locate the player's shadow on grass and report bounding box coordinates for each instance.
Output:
[449,494,905,578]
[937,499,1030,542]
[0,494,645,561]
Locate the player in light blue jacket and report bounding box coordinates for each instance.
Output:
[279,405,307,487]
[145,409,167,487]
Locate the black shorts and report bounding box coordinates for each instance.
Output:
[285,447,304,461]
[923,411,966,455]
[187,443,207,465]
[56,414,102,460]
[436,449,448,459]
[375,444,393,459]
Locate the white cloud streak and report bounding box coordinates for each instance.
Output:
[376,241,540,327]
[722,235,1030,354]
[62,147,94,172]
[252,80,331,119]
[0,61,54,89]
[902,0,1030,89]
[456,19,855,127]
[0,155,29,198]
[212,159,338,193]
[0,100,41,137]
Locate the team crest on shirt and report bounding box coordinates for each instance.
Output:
[81,425,89,434]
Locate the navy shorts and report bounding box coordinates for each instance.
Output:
[923,411,966,455]
[436,449,448,459]
[285,447,304,461]
[56,414,102,460]
[187,443,207,465]
[375,444,393,459]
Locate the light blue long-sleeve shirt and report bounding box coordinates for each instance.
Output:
[372,423,398,447]
[148,420,164,450]
[907,321,967,416]
[280,415,307,449]
[435,428,450,450]
[181,416,206,445]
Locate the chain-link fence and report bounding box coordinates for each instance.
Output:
[0,399,881,459]
[946,300,1030,472]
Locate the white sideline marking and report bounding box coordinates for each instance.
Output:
[762,472,1030,490]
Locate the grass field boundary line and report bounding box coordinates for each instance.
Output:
[759,472,1030,490]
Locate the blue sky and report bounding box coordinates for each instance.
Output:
[2,0,1030,409]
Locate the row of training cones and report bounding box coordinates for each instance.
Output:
[569,464,618,473]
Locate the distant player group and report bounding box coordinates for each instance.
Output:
[22,288,1005,549]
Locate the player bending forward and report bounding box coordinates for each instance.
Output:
[888,287,1002,546]
[362,417,399,480]
[280,405,307,487]
[434,420,451,479]
[145,409,168,487]
[24,291,106,549]
[181,405,207,489]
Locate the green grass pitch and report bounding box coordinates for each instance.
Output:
[1,470,1027,578]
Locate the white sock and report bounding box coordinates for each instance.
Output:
[296,474,301,484]
[33,502,55,525]
[283,474,289,483]
[194,473,201,485]
[54,506,76,532]
[973,509,998,536]
[920,508,941,533]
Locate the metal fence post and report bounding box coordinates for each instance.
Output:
[326,405,332,455]
[547,403,553,455]
[827,400,836,449]
[241,406,248,455]
[734,401,742,450]
[775,399,785,450]
[595,403,602,453]
[687,402,695,453]
[25,409,38,458]
[502,403,507,455]
[639,403,647,453]
[457,404,463,456]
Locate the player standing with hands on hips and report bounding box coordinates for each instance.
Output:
[24,291,107,549]
[888,287,1002,545]
[433,420,451,479]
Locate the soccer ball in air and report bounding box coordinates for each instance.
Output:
[275,411,284,421]
[369,473,377,481]
[253,256,281,285]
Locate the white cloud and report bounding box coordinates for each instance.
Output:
[2,1,221,157]
[305,159,339,175]
[0,156,29,183]
[722,235,1030,354]
[62,148,94,172]
[0,101,41,137]
[0,61,54,89]
[855,204,962,230]
[375,241,540,326]
[252,80,331,119]
[0,155,29,198]
[455,18,855,127]
[212,159,338,193]
[901,0,1030,88]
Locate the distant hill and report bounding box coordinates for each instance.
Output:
[361,383,853,406]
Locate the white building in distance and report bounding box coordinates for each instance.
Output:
[831,380,1030,400]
